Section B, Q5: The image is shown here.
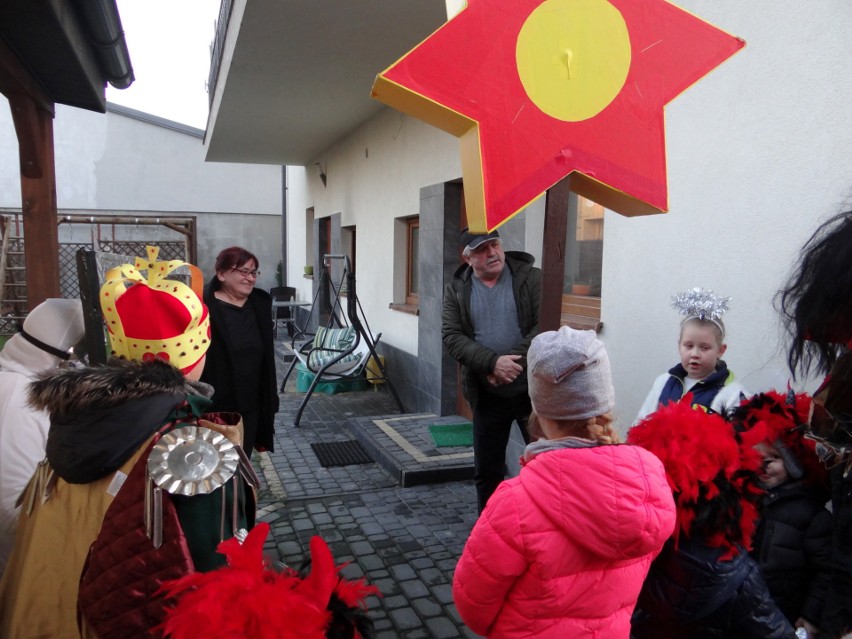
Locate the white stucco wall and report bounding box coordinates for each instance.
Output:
[604,0,852,427]
[291,109,461,354]
[284,0,852,425]
[284,165,312,301]
[1,103,281,213]
[1,102,284,288]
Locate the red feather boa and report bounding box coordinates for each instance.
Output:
[628,397,764,559]
[158,523,378,639]
[732,389,828,490]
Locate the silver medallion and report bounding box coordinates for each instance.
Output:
[147,425,239,496]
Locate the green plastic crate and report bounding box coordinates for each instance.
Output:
[295,363,367,394]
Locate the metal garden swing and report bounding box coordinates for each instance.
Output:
[280,254,404,427]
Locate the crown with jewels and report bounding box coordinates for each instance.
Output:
[100,246,210,373]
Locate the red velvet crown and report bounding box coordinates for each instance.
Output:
[100,246,210,373]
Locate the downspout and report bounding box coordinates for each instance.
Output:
[281,165,288,285]
[73,0,135,89]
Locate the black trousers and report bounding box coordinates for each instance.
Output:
[472,391,532,513]
[241,408,259,458]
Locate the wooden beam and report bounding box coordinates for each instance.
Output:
[0,37,53,114]
[0,33,60,308]
[57,214,195,229]
[540,174,572,332]
[8,95,46,179]
[15,96,60,308]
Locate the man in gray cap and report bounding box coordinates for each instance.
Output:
[442,227,541,512]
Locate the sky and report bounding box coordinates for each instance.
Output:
[106,0,221,130]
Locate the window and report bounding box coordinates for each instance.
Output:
[318,216,331,259]
[305,207,315,277]
[406,217,419,305]
[389,215,419,315]
[342,225,356,274]
[341,224,356,296]
[561,195,603,332]
[569,195,604,296]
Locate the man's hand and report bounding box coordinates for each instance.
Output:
[488,354,523,386]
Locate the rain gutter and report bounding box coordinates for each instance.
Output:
[73,0,135,89]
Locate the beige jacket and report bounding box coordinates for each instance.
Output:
[0,444,148,639]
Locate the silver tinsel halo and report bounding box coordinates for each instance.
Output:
[670,287,731,322]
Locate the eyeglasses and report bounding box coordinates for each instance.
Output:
[803,381,852,467]
[808,401,852,449]
[231,267,260,279]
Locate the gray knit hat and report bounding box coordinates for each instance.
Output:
[527,326,614,420]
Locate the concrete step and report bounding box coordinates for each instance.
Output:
[349,413,475,488]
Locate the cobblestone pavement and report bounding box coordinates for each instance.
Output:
[252,346,482,638]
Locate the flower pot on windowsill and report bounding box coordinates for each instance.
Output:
[303,265,313,277]
[572,283,592,296]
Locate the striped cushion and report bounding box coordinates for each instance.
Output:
[307,326,364,374]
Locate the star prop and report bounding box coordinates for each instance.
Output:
[371,0,744,232]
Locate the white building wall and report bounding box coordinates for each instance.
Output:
[286,0,852,423]
[0,102,283,288]
[285,165,311,302]
[292,108,461,355]
[0,103,281,213]
[605,0,852,427]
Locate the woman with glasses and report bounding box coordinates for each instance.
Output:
[201,246,279,456]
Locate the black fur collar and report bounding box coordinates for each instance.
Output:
[28,359,186,418]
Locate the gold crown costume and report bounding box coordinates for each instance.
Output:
[100,246,210,373]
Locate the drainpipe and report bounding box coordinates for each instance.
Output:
[281,165,288,285]
[73,0,135,89]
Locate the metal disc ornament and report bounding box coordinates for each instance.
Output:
[147,425,239,496]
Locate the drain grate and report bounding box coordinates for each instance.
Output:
[311,440,374,467]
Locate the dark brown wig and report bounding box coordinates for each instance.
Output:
[777,209,852,377]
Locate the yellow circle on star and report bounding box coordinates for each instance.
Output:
[516,0,632,122]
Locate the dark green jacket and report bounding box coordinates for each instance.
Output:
[441,251,541,409]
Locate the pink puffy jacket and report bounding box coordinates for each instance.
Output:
[453,444,675,638]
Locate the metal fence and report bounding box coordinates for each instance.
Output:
[59,240,186,299]
[207,0,234,109]
[0,213,196,336]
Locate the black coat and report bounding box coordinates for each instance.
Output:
[750,479,832,626]
[201,277,278,452]
[821,464,852,638]
[441,251,541,409]
[631,538,795,639]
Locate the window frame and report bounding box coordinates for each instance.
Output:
[405,217,419,307]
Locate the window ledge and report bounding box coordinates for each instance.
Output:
[562,316,604,333]
[389,303,419,316]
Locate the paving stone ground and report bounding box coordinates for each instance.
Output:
[251,342,483,638]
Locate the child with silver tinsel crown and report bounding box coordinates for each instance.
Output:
[635,287,749,423]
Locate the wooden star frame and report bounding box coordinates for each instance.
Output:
[372,0,744,232]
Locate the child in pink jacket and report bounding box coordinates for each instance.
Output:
[452,326,676,638]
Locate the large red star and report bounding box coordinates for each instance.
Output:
[372,0,744,232]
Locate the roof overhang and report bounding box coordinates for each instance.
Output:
[0,0,133,113]
[204,0,448,165]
